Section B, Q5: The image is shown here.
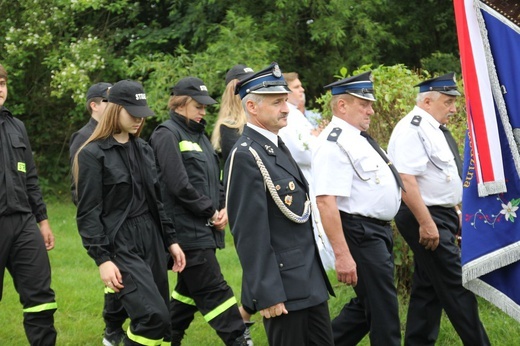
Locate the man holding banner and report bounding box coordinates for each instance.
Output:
[387,74,490,345]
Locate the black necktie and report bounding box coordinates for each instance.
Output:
[360,131,405,191]
[439,125,463,179]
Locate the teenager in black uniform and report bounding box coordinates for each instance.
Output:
[0,63,58,346]
[74,80,186,346]
[69,82,129,346]
[149,77,247,346]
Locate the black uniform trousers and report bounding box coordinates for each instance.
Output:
[0,213,57,346]
[263,300,333,346]
[170,248,245,345]
[395,204,490,346]
[112,213,171,345]
[332,212,401,346]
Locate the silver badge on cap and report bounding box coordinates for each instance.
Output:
[272,64,282,78]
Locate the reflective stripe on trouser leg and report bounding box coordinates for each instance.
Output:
[23,302,58,313]
[105,286,116,294]
[127,328,163,346]
[203,296,237,322]
[171,290,196,306]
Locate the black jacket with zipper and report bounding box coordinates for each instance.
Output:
[0,106,47,221]
[75,135,177,265]
[149,111,225,251]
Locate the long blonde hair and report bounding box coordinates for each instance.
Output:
[72,103,145,189]
[211,79,247,152]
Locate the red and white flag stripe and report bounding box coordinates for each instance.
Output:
[454,0,505,196]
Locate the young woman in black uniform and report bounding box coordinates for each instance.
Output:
[74,80,185,346]
[149,77,247,346]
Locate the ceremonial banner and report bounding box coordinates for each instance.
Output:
[454,0,520,321]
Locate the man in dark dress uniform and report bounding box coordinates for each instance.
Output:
[224,63,334,346]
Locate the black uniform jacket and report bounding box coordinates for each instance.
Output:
[69,117,98,164]
[0,106,47,221]
[75,135,177,266]
[69,117,98,205]
[149,112,225,251]
[225,126,333,312]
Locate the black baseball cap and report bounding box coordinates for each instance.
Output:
[86,82,112,101]
[225,64,255,85]
[171,77,217,105]
[108,80,154,118]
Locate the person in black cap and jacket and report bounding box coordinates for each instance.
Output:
[149,77,248,346]
[69,81,130,346]
[313,71,402,346]
[73,80,186,346]
[69,82,113,168]
[388,73,490,345]
[225,63,334,346]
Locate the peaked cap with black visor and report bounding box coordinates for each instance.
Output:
[324,71,376,101]
[235,62,291,99]
[415,72,461,96]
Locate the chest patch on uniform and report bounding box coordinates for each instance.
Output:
[17,162,26,173]
[179,140,202,152]
[327,127,342,142]
[264,144,275,155]
[411,115,422,126]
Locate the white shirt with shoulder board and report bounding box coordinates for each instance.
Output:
[313,116,402,221]
[387,105,462,208]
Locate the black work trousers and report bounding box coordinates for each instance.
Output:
[113,213,170,345]
[332,212,401,346]
[170,248,245,345]
[263,300,333,346]
[0,213,57,346]
[395,204,490,346]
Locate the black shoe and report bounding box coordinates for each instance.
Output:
[243,327,253,346]
[103,328,126,346]
[232,335,249,346]
[243,322,254,346]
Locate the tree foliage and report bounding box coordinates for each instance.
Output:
[0,0,460,194]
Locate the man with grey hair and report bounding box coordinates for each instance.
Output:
[387,73,490,345]
[224,63,334,346]
[313,71,402,346]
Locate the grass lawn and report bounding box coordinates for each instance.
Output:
[1,200,519,345]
